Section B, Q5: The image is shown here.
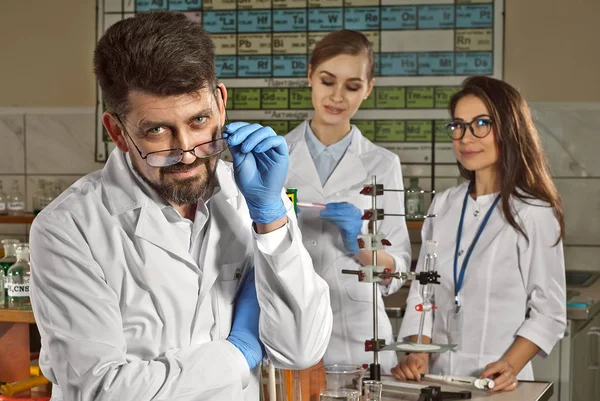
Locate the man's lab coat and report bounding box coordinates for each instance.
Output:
[29,149,333,401]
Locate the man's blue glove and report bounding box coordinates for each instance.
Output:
[227,267,265,370]
[225,122,288,224]
[320,202,364,255]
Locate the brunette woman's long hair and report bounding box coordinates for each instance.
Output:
[450,76,565,244]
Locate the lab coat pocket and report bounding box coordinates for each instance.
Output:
[217,262,244,339]
[344,280,373,303]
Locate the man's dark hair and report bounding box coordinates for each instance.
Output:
[94,11,216,117]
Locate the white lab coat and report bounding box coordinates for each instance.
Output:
[399,182,567,380]
[29,149,333,401]
[284,121,412,373]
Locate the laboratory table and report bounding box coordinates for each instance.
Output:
[381,377,553,401]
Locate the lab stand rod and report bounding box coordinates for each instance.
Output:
[371,175,379,373]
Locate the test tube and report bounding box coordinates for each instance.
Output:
[417,240,437,344]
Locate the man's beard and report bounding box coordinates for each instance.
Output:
[133,156,219,206]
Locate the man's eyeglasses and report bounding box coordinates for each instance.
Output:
[113,90,229,167]
[444,116,494,140]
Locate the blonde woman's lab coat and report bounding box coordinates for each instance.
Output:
[284,121,412,373]
[399,182,567,380]
[29,149,333,401]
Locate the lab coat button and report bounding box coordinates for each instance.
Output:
[458,249,464,256]
[473,210,480,217]
[310,240,317,246]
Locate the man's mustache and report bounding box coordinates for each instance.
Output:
[160,157,208,174]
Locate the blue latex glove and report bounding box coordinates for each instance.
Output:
[225,122,289,224]
[320,202,364,255]
[227,267,265,370]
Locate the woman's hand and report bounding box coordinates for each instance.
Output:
[479,360,518,392]
[391,353,430,382]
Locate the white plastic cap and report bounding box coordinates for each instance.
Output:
[425,240,438,254]
[474,378,495,390]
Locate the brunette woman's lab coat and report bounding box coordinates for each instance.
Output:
[29,149,333,401]
[399,182,567,379]
[284,121,412,373]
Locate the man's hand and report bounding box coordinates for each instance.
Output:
[226,122,288,225]
[227,268,265,370]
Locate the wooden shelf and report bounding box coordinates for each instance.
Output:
[0,214,36,224]
[406,220,424,231]
[0,308,35,324]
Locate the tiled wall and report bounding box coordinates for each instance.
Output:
[399,102,600,272]
[1,104,598,271]
[0,109,105,241]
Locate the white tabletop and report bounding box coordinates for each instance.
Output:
[381,378,553,401]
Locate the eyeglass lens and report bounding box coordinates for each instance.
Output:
[445,118,492,140]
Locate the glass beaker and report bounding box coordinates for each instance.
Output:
[319,388,360,401]
[363,380,383,401]
[324,365,364,393]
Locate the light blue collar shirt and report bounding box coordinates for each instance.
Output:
[304,122,354,186]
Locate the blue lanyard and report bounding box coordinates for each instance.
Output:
[453,184,501,309]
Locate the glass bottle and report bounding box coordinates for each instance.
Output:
[52,179,63,200]
[0,239,19,302]
[0,267,4,307]
[7,243,31,310]
[33,179,47,215]
[40,179,54,211]
[405,177,424,220]
[0,181,7,216]
[6,180,25,216]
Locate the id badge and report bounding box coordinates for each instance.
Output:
[448,307,463,350]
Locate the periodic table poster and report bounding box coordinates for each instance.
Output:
[95,0,504,171]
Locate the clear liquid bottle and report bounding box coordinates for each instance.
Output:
[33,179,47,215]
[405,177,424,220]
[0,239,19,303]
[7,243,31,310]
[7,180,25,216]
[0,267,4,307]
[0,181,7,216]
[40,179,54,211]
[51,179,63,200]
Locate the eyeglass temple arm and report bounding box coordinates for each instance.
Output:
[113,113,148,159]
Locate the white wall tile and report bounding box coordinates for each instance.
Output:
[401,164,430,178]
[401,164,459,178]
[555,178,600,246]
[25,113,105,175]
[564,246,600,272]
[0,115,25,174]
[530,102,600,178]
